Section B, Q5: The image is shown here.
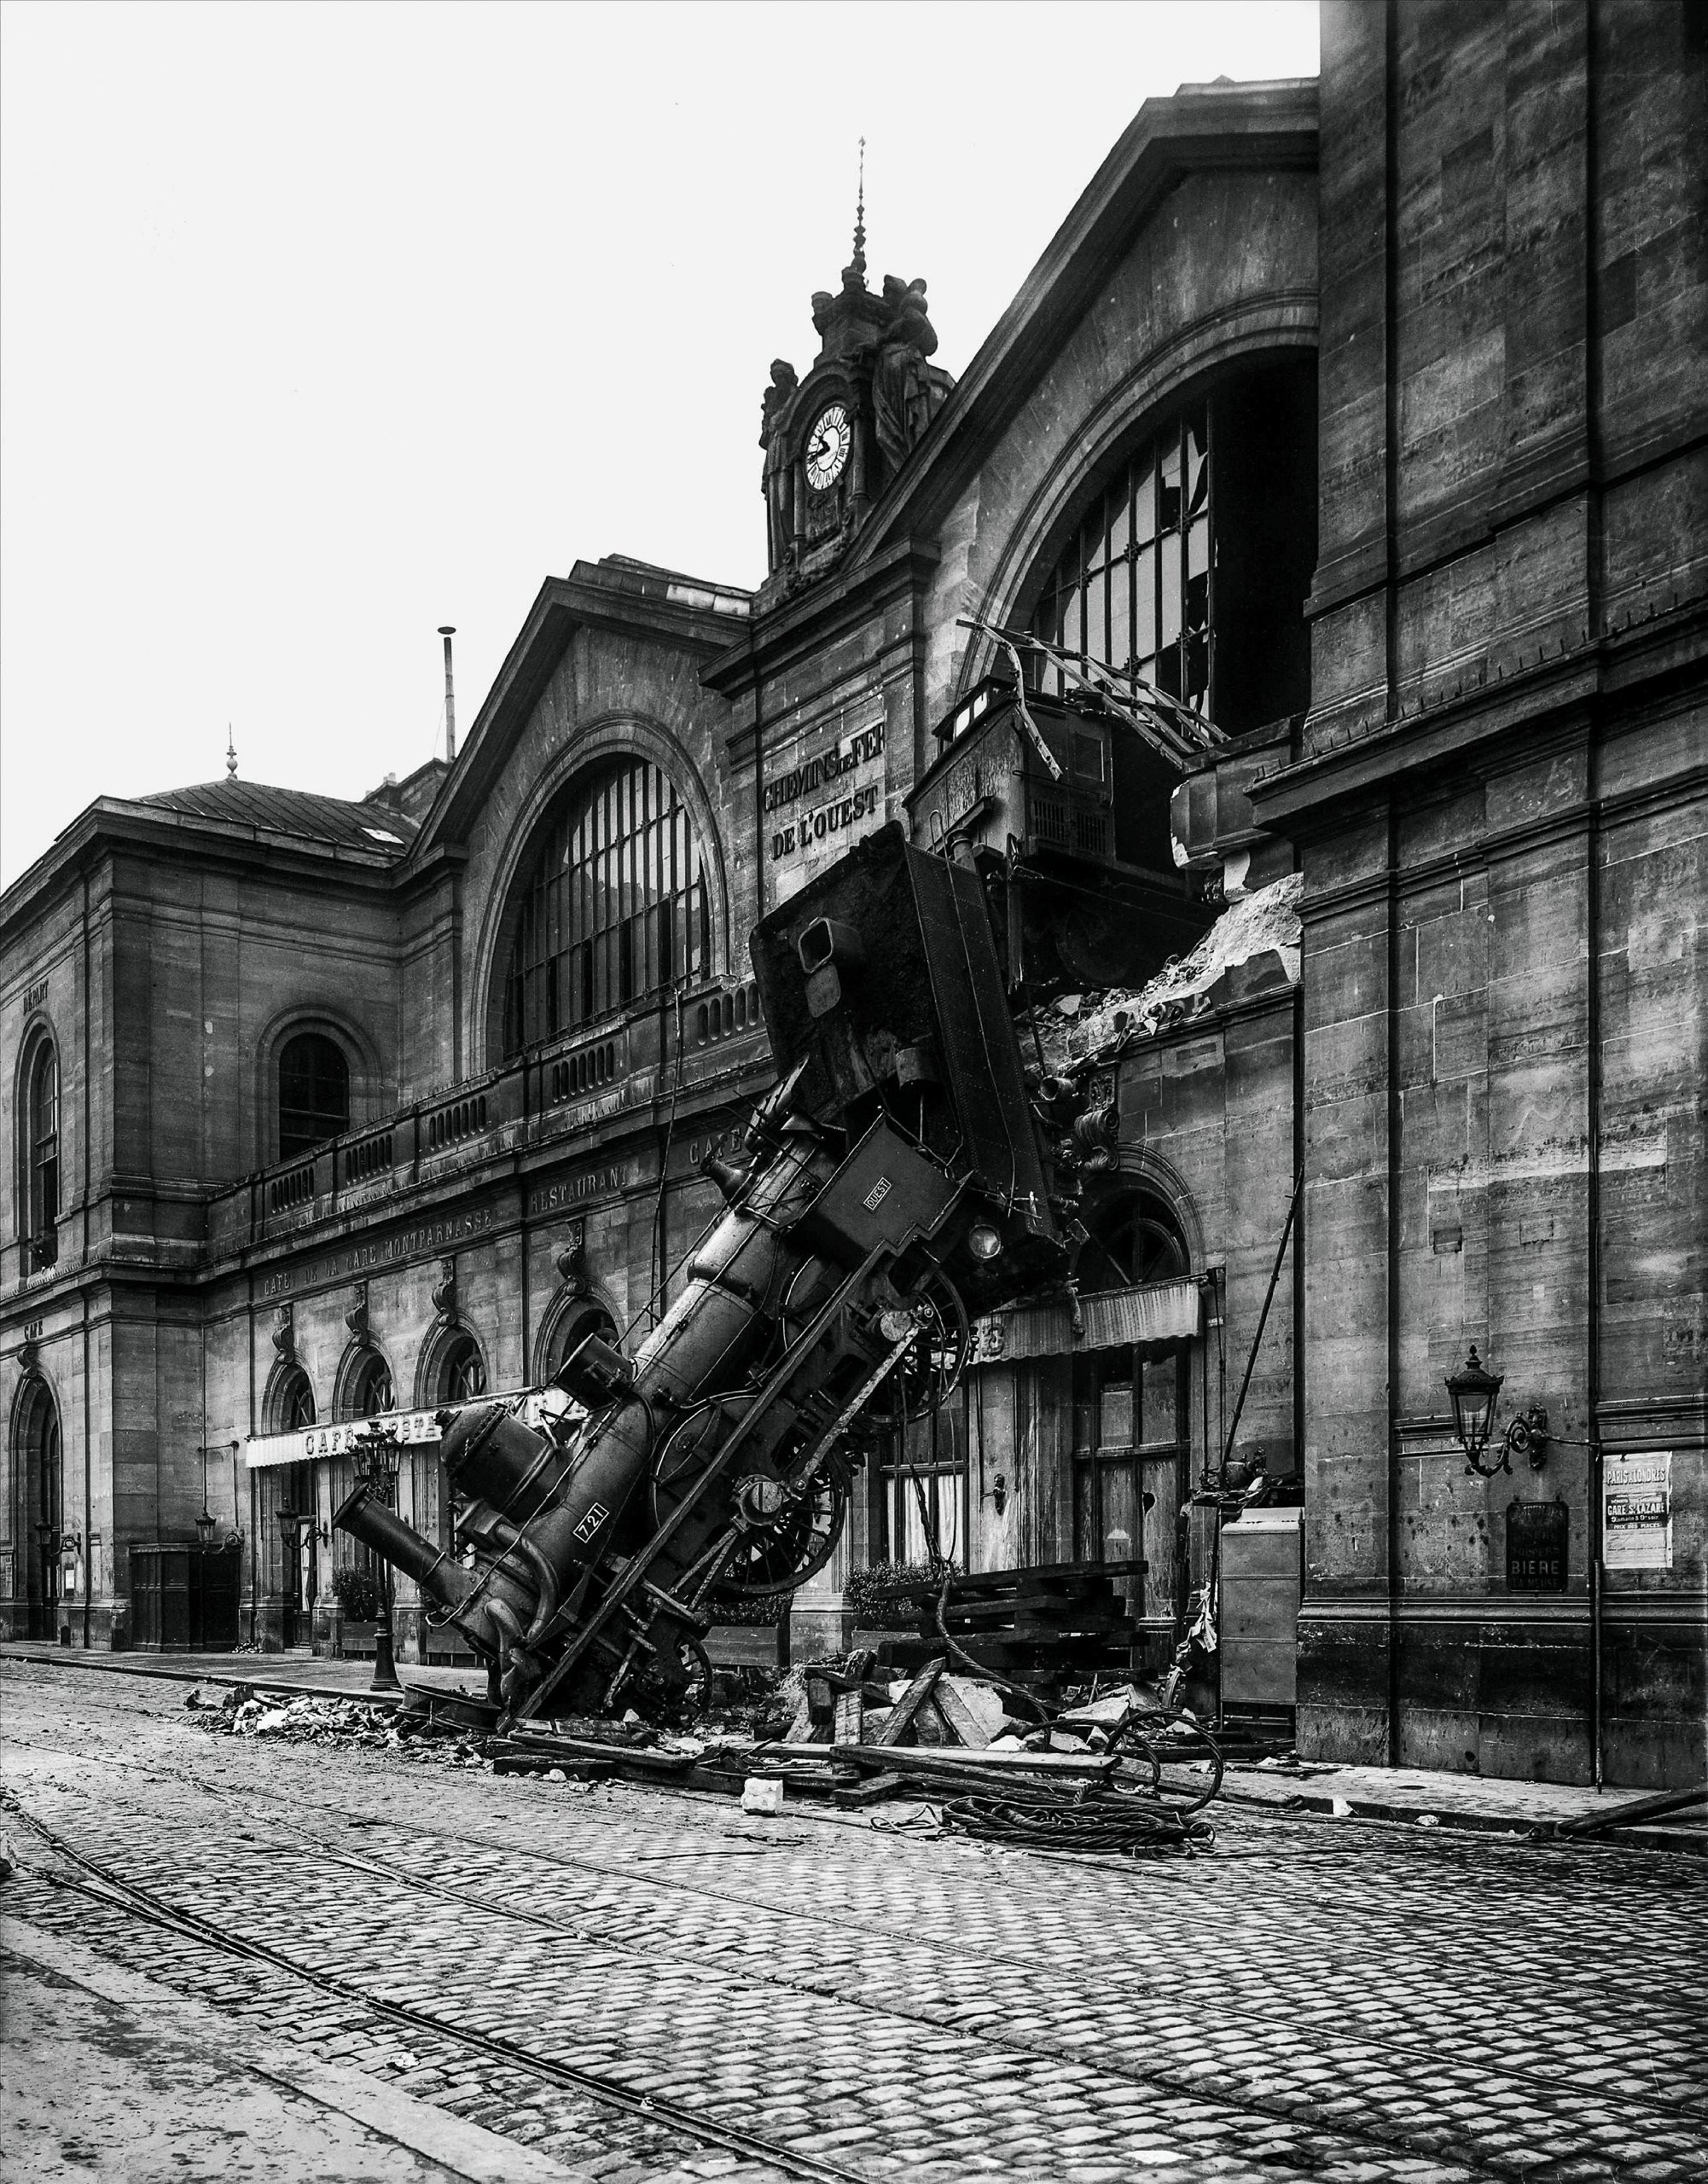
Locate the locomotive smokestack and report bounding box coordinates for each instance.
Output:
[439,625,456,763]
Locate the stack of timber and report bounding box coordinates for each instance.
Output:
[869,1560,1147,1694]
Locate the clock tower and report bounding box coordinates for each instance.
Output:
[758,170,952,597]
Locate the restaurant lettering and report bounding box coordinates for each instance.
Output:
[529,1162,632,1217]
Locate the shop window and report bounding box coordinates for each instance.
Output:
[1067,1185,1190,1633]
[502,758,710,1055]
[278,1033,350,1161]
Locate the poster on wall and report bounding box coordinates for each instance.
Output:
[1602,1450,1672,1571]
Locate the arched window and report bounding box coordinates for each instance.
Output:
[1075,1188,1188,1295]
[1031,403,1211,716]
[276,1368,316,1433]
[278,1034,350,1161]
[502,759,709,1055]
[1024,361,1316,738]
[21,1040,61,1268]
[439,1333,487,1405]
[543,1299,618,1385]
[345,1351,394,1421]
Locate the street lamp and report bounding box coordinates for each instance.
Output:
[1444,1345,1549,1478]
[351,1424,404,1693]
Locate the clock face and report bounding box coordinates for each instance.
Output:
[805,403,851,491]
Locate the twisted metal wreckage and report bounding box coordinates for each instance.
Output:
[335,818,1221,1842]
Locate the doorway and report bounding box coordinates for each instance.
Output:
[15,1379,63,1641]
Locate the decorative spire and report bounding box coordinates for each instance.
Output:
[850,136,866,282]
[225,726,237,779]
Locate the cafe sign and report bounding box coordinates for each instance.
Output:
[244,1391,566,1471]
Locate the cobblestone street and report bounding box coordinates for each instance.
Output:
[3,1658,1705,2184]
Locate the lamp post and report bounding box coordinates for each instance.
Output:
[351,1424,404,1693]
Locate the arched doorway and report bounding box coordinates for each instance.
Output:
[269,1367,316,1649]
[15,1378,63,1641]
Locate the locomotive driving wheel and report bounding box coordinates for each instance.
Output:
[863,1271,971,1432]
[650,1403,849,1606]
[712,1467,848,1605]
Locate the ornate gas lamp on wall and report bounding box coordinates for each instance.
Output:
[1444,1346,1551,1478]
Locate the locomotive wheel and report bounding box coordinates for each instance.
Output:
[652,1407,850,1606]
[675,1634,712,1714]
[712,1470,848,1606]
[864,1272,971,1431]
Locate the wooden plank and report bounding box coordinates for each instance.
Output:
[932,1680,993,1749]
[876,1658,945,1745]
[1556,1784,1708,1837]
[831,1769,909,1807]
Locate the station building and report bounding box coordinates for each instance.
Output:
[3,3,1703,1786]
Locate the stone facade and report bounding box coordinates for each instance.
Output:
[2,13,1700,1786]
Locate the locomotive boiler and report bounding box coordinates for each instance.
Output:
[335,822,1075,1723]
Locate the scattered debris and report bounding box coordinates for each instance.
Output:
[177,1660,1224,1856]
[1029,874,1304,1075]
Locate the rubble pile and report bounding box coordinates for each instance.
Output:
[188,1686,488,1767]
[178,1662,1223,1856]
[1028,872,1304,1076]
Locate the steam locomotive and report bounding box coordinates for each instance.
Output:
[335,824,1076,1723]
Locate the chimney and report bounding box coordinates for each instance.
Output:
[439,626,456,763]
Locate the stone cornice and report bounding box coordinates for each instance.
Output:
[844,80,1319,568]
[1251,597,1708,836]
[704,539,940,712]
[410,563,750,860]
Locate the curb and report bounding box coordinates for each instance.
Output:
[1221,1779,1708,1856]
[9,1648,405,1709]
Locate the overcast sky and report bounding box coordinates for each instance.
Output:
[0,0,1317,890]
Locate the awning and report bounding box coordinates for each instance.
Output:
[971,1275,1202,1363]
[244,1390,565,1470]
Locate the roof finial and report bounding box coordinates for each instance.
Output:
[225,725,237,779]
[851,136,866,281]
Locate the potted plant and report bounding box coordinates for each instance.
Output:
[704,1590,789,1671]
[329,1564,383,1657]
[845,1560,941,1651]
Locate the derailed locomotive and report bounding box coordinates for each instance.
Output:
[335,823,1081,1724]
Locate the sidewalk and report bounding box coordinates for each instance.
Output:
[0,1641,481,1707]
[1219,1751,1708,1851]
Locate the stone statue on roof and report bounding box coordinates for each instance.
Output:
[760,358,799,573]
[873,277,942,478]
